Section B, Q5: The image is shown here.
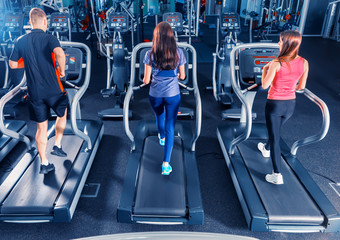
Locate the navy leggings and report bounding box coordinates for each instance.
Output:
[149,94,181,163]
[265,99,296,173]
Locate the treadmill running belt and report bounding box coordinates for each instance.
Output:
[1,135,84,214]
[134,136,187,217]
[237,140,324,224]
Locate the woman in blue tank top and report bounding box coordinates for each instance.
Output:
[143,22,186,175]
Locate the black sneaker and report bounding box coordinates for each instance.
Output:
[51,146,67,157]
[40,163,55,174]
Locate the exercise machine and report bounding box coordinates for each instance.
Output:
[0,42,104,223]
[0,12,25,118]
[162,12,194,119]
[211,12,258,120]
[217,42,340,232]
[322,0,340,42]
[211,12,241,110]
[49,11,72,41]
[159,0,201,40]
[117,41,203,225]
[98,12,131,119]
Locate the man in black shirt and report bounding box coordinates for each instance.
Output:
[9,8,68,174]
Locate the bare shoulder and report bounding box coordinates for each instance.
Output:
[302,58,309,68]
[270,60,281,71]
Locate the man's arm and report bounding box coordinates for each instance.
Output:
[9,60,19,69]
[53,47,66,77]
[9,39,22,69]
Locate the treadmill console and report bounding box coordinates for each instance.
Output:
[220,13,240,35]
[163,12,183,32]
[1,13,24,55]
[2,13,24,34]
[59,48,83,84]
[239,48,280,85]
[49,12,70,34]
[2,13,24,44]
[107,12,129,33]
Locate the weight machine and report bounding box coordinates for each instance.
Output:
[322,0,340,42]
[241,0,310,40]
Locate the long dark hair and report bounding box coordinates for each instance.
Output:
[277,30,302,63]
[150,22,178,70]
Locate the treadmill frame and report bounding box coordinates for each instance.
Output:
[118,42,203,225]
[0,42,104,223]
[217,43,340,232]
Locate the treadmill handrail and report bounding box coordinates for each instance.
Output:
[0,53,9,89]
[60,41,92,150]
[0,73,32,149]
[290,88,330,155]
[124,42,202,151]
[228,43,279,154]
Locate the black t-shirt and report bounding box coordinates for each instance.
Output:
[10,29,64,101]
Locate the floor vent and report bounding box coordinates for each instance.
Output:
[81,183,100,198]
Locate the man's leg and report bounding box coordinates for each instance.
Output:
[55,108,67,148]
[36,120,48,164]
[49,93,68,157]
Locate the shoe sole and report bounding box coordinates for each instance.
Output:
[50,151,67,157]
[162,169,172,175]
[265,176,284,185]
[40,168,55,174]
[258,143,270,158]
[266,181,284,185]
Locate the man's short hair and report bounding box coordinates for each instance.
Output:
[29,8,47,25]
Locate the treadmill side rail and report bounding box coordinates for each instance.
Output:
[281,142,340,232]
[217,127,268,232]
[54,122,104,222]
[184,149,204,225]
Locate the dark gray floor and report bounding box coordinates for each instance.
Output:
[0,25,340,240]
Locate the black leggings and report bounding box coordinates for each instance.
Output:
[265,99,296,173]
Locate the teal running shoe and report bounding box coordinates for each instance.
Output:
[162,164,172,175]
[158,133,165,146]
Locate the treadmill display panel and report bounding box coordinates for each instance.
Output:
[49,13,70,34]
[239,48,279,85]
[108,12,129,33]
[2,13,24,34]
[220,13,240,35]
[163,12,183,32]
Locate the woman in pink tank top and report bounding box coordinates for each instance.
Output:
[257,30,309,185]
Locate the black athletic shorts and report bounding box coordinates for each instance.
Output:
[29,92,68,123]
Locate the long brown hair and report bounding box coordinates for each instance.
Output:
[150,22,178,70]
[277,30,302,63]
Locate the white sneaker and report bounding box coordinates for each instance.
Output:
[258,142,270,158]
[265,172,284,185]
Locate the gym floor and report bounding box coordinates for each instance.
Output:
[0,24,340,240]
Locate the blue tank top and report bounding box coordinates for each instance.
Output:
[143,48,186,98]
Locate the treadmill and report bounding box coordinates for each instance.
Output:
[0,42,104,223]
[217,42,340,232]
[0,12,26,118]
[0,73,27,164]
[117,42,204,225]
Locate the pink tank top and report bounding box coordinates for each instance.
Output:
[268,57,305,100]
